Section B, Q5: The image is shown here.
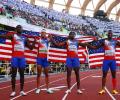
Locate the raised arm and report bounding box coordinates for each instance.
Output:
[78,42,88,47]
[116,41,120,46]
[78,42,99,49]
[87,41,104,49]
[52,39,67,46]
[48,34,67,46]
[0,34,13,40]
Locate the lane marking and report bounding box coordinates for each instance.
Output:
[10,77,66,100]
[0,80,35,90]
[41,86,67,91]
[105,87,116,100]
[91,75,102,78]
[103,71,120,100]
[0,75,58,90]
[62,74,94,100]
[0,76,36,83]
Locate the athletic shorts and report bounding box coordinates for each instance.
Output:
[37,58,49,68]
[11,57,26,68]
[66,57,80,68]
[102,60,116,71]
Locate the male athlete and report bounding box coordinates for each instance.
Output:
[90,30,120,94]
[35,30,53,94]
[51,31,88,94]
[0,25,36,97]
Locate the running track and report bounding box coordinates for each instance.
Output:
[0,70,120,100]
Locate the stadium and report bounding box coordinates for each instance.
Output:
[0,0,120,100]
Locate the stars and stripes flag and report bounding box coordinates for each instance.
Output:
[0,31,39,64]
[48,35,93,63]
[0,30,94,64]
[88,39,120,68]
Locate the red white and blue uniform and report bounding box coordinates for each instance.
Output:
[66,40,80,68]
[37,38,49,68]
[102,39,117,71]
[11,34,26,68]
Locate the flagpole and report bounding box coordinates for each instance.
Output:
[86,46,90,69]
[47,43,50,62]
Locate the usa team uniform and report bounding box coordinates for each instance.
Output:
[11,34,26,68]
[66,40,80,68]
[102,40,117,71]
[37,38,49,68]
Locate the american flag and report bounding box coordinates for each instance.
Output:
[88,39,120,68]
[0,31,38,64]
[48,35,93,64]
[0,30,94,64]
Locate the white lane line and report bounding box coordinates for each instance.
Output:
[62,74,94,100]
[0,76,36,83]
[105,87,116,100]
[103,71,120,100]
[0,75,58,90]
[0,80,36,90]
[91,75,102,78]
[10,77,66,100]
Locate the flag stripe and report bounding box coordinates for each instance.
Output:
[0,31,93,64]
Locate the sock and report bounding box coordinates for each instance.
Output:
[112,78,116,90]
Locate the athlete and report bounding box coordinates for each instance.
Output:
[90,30,120,94]
[35,30,53,94]
[0,25,36,97]
[51,31,88,94]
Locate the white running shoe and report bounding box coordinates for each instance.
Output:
[10,91,16,97]
[20,91,27,96]
[65,89,71,94]
[35,89,41,94]
[46,89,54,94]
[77,89,83,94]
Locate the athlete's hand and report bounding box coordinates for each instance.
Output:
[48,34,52,39]
[93,37,98,41]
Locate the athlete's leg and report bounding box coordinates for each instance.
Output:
[18,58,26,91]
[73,67,82,94]
[65,58,72,93]
[110,60,118,94]
[111,70,116,90]
[44,67,50,89]
[10,67,17,97]
[36,58,43,89]
[99,60,109,94]
[102,71,108,89]
[110,60,117,90]
[19,68,25,91]
[35,65,42,94]
[11,67,17,92]
[99,71,108,94]
[101,60,109,89]
[111,70,118,94]
[67,67,72,89]
[11,57,18,92]
[43,58,53,93]
[18,58,27,96]
[72,58,80,89]
[73,67,80,89]
[36,65,42,88]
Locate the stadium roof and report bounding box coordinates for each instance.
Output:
[23,0,120,21]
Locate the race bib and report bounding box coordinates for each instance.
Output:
[14,35,25,51]
[39,39,48,53]
[68,45,77,51]
[14,42,25,51]
[39,47,47,53]
[105,50,115,56]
